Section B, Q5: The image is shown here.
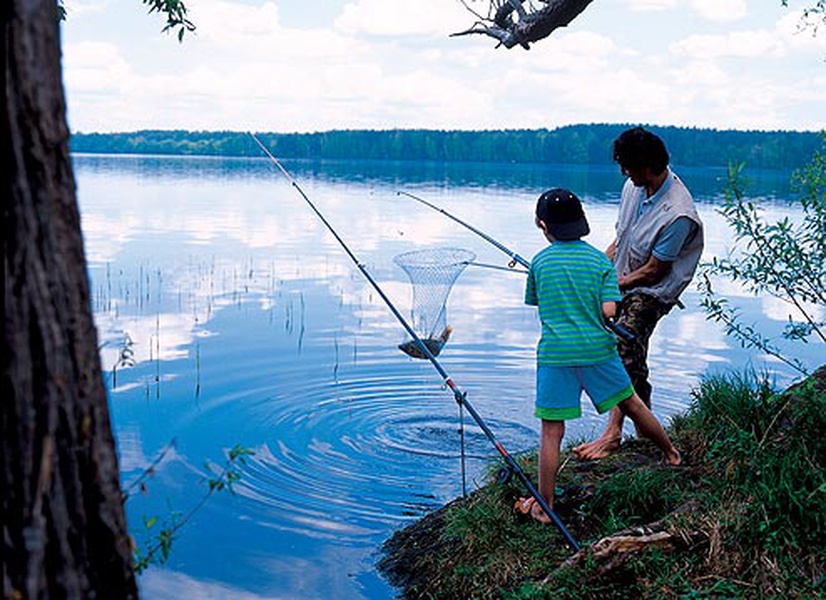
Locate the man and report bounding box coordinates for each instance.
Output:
[574,126,704,460]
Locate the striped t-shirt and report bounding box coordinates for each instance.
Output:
[525,240,622,365]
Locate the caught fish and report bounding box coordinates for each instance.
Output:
[398,325,452,359]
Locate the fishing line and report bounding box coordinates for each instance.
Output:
[250,132,580,552]
[398,190,636,341]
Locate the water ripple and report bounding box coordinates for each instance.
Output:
[229,366,533,542]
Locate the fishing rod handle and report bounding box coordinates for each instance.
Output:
[606,319,635,341]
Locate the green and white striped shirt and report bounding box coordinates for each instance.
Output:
[525,240,621,365]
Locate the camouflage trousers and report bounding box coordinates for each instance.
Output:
[616,292,674,409]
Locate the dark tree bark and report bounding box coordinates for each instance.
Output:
[453,0,594,49]
[2,1,138,598]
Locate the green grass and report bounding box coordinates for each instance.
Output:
[378,367,826,600]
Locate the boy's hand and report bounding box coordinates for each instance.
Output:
[601,301,617,319]
[604,318,635,341]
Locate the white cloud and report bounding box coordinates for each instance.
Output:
[672,59,729,86]
[625,0,676,10]
[61,0,826,133]
[670,30,785,60]
[141,569,285,600]
[335,0,468,37]
[689,0,747,22]
[542,30,620,63]
[63,0,110,18]
[192,0,283,39]
[762,294,825,324]
[63,42,133,93]
[191,0,370,59]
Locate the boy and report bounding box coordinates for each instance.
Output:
[521,188,681,524]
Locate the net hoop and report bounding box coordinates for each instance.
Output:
[393,247,476,270]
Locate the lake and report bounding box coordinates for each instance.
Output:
[74,153,822,599]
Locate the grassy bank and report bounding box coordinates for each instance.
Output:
[378,367,825,599]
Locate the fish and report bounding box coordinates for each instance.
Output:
[398,325,453,359]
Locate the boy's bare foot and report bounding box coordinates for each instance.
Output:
[530,498,554,525]
[572,434,621,460]
[665,449,682,466]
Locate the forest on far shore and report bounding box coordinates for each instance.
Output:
[70,124,823,170]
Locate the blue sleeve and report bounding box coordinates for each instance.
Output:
[652,217,696,262]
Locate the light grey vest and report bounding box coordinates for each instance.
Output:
[614,170,704,305]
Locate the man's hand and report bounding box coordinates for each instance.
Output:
[618,255,671,291]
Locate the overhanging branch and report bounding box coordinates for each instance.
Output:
[452,0,594,49]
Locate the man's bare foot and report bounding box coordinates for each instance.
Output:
[530,498,554,525]
[573,435,621,460]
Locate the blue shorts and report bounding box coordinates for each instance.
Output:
[535,355,634,421]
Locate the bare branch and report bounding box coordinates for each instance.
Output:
[453,0,594,49]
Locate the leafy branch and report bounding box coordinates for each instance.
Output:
[782,0,826,35]
[143,0,195,42]
[132,443,255,573]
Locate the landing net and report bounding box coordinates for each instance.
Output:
[394,247,475,359]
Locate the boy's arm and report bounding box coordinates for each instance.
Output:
[601,301,617,320]
[605,239,617,261]
[599,263,635,340]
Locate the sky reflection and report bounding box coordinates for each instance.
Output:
[75,155,821,599]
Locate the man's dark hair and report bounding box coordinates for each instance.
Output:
[612,126,670,174]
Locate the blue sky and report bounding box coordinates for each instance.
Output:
[61,0,826,133]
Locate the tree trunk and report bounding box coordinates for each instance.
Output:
[2,1,138,598]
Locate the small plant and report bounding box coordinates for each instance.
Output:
[110,332,136,388]
[132,443,254,573]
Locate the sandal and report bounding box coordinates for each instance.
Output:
[513,496,535,516]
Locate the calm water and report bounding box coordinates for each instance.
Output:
[74,154,822,599]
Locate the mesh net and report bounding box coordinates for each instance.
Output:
[394,247,475,358]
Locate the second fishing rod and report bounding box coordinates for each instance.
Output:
[249,132,581,552]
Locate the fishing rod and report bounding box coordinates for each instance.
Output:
[249,132,581,552]
[397,190,635,342]
[397,191,531,270]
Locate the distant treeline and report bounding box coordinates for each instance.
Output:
[70,124,823,169]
